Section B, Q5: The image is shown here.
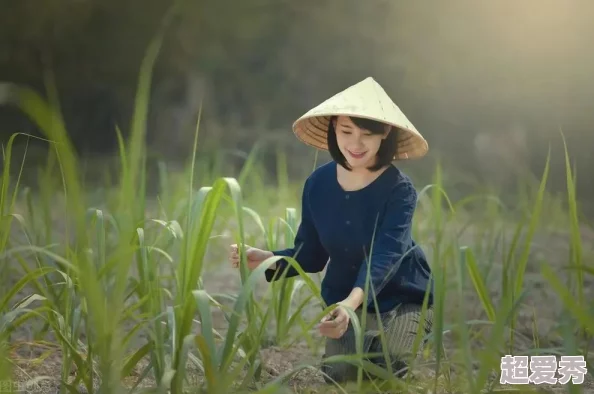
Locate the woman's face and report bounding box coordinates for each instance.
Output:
[333,116,389,170]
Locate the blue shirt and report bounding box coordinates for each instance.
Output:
[264,161,434,313]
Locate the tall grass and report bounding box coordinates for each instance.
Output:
[0,23,593,394]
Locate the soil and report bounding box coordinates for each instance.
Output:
[4,208,594,393]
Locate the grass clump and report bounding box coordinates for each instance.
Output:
[0,21,593,394]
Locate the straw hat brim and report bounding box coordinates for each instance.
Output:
[291,77,429,160]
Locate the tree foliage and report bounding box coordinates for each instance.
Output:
[2,0,594,204]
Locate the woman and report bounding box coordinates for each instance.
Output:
[229,77,434,383]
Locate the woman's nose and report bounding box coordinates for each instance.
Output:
[353,135,365,145]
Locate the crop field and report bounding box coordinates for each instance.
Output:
[1,38,593,394]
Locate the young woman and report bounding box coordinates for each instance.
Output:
[229,77,434,383]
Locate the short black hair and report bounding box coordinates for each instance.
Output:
[327,115,398,171]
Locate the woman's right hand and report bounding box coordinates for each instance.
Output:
[229,244,274,270]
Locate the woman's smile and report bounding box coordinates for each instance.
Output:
[347,149,367,159]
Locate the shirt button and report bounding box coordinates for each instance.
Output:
[344,248,349,252]
[345,194,350,199]
[346,220,351,225]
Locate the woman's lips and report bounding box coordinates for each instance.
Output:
[348,150,367,159]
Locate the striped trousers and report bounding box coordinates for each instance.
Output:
[320,303,433,383]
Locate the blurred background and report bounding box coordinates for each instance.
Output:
[1,0,593,215]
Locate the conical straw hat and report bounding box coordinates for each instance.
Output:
[292,77,428,160]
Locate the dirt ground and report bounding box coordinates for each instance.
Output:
[5,217,594,393]
[9,342,594,393]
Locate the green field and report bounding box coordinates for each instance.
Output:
[1,35,593,394]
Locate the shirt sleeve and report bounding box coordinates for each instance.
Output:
[352,179,418,308]
[264,176,329,282]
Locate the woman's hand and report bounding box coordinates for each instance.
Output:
[318,304,351,339]
[229,244,273,270]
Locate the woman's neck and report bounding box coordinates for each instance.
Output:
[336,163,390,191]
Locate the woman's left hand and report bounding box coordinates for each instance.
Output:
[318,304,351,339]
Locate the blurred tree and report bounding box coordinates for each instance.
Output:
[1,0,594,205]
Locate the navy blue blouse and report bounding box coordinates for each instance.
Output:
[264,161,433,313]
